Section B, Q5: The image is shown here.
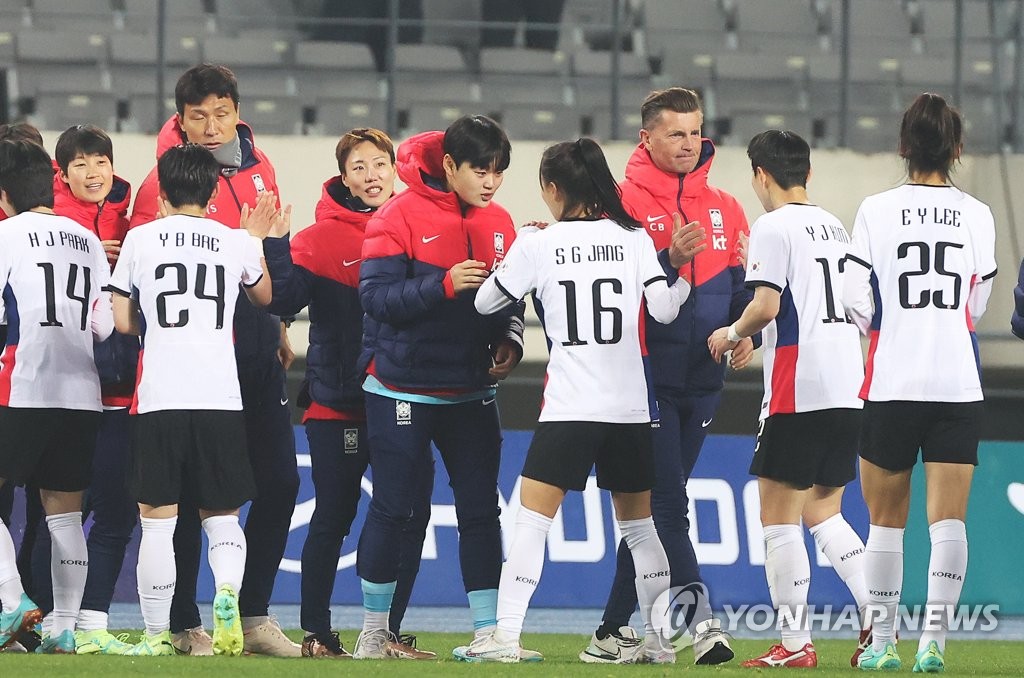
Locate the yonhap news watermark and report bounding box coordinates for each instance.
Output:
[653,584,1000,649]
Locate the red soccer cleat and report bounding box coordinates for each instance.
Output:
[852,627,872,667]
[741,643,817,668]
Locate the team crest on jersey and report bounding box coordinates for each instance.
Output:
[709,209,728,250]
[344,428,359,452]
[252,173,267,193]
[494,232,505,254]
[396,400,412,426]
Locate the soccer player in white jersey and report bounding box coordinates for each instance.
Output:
[840,94,996,674]
[461,138,691,663]
[109,144,275,656]
[708,131,868,669]
[0,140,113,654]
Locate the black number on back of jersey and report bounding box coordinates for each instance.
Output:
[897,241,963,309]
[814,257,853,324]
[558,278,623,346]
[37,262,92,331]
[155,263,226,328]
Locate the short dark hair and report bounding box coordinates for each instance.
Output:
[336,127,395,175]
[55,124,114,174]
[443,115,511,171]
[899,92,962,181]
[0,122,44,146]
[157,144,221,209]
[641,87,703,130]
[0,140,55,213]
[175,63,240,115]
[746,130,811,190]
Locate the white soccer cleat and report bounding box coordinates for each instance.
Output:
[578,625,645,664]
[452,631,520,663]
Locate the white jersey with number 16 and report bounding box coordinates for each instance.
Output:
[475,218,690,423]
[109,214,264,413]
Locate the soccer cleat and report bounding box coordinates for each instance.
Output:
[579,625,645,664]
[75,629,133,655]
[693,617,735,665]
[858,642,902,671]
[243,616,301,657]
[741,642,817,668]
[125,630,175,656]
[36,629,76,654]
[1,640,26,653]
[212,584,243,656]
[388,633,436,659]
[353,628,416,659]
[452,630,520,663]
[518,644,544,662]
[641,642,678,665]
[0,593,43,651]
[171,626,213,656]
[913,640,945,673]
[301,631,352,658]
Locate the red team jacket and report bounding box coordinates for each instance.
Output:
[621,140,751,396]
[53,170,138,407]
[129,115,283,369]
[358,131,524,391]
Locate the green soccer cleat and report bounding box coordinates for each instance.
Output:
[0,594,43,651]
[212,584,243,656]
[36,629,76,654]
[858,641,902,671]
[913,640,945,673]
[76,629,133,655]
[125,630,175,656]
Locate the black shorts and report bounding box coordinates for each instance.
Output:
[522,421,655,493]
[129,409,256,510]
[860,400,981,471]
[750,408,861,490]
[0,407,100,492]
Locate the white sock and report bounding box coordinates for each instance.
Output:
[47,512,88,635]
[864,525,904,651]
[919,519,967,653]
[618,516,670,651]
[137,516,177,635]
[763,523,811,651]
[362,610,389,634]
[495,507,552,645]
[76,609,109,632]
[0,520,25,613]
[809,513,869,616]
[202,515,246,592]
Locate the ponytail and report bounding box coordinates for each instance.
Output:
[540,138,641,231]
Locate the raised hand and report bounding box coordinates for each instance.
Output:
[668,212,707,268]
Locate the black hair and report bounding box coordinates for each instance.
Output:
[746,130,811,190]
[0,140,55,213]
[175,63,240,115]
[539,138,641,231]
[55,124,114,174]
[443,115,511,171]
[899,92,962,181]
[0,122,44,146]
[157,144,221,208]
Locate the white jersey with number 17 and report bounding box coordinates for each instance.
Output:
[744,204,864,418]
[0,211,111,410]
[109,214,264,413]
[843,184,997,402]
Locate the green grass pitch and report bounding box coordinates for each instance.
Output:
[1,632,1020,676]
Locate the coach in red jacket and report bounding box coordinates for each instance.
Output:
[584,88,750,666]
[129,64,300,658]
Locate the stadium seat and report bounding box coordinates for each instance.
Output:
[479,47,566,75]
[734,0,818,35]
[202,36,290,68]
[421,0,481,51]
[110,32,202,67]
[394,44,468,73]
[313,98,386,137]
[12,63,108,98]
[15,29,108,64]
[121,0,212,35]
[405,102,472,135]
[571,49,649,78]
[497,104,579,141]
[583,107,644,141]
[29,0,116,33]
[237,95,304,136]
[126,92,177,133]
[293,41,381,100]
[643,0,726,57]
[34,90,118,132]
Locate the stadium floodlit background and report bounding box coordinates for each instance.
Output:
[2,0,1024,639]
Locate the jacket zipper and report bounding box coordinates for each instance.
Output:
[675,174,697,355]
[225,175,243,213]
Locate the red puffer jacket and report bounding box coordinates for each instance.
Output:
[620,140,751,396]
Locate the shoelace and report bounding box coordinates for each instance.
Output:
[396,634,418,649]
[320,631,345,654]
[114,632,132,644]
